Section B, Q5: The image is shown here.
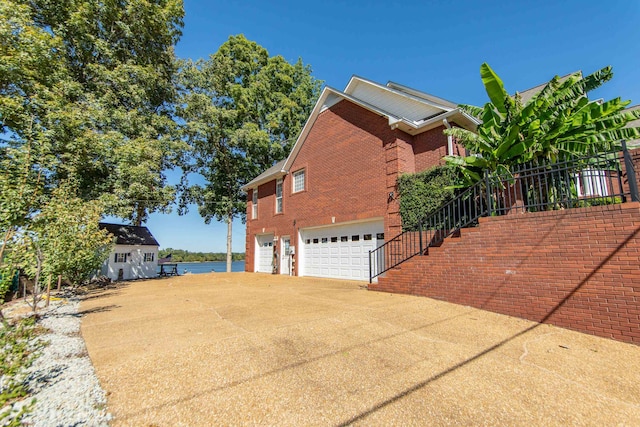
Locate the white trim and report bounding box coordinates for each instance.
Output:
[275,179,283,213]
[251,188,258,219]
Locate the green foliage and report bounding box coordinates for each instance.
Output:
[177,34,321,269]
[397,165,458,230]
[0,316,43,424]
[158,249,245,263]
[0,0,186,226]
[31,185,114,284]
[445,63,640,186]
[0,0,184,291]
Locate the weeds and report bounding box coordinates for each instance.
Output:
[0,316,44,425]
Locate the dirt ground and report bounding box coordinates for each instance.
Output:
[80,273,640,426]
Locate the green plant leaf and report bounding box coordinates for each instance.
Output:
[480,63,509,115]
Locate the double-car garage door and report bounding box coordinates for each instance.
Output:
[300,221,383,281]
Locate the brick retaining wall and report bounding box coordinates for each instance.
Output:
[372,203,640,344]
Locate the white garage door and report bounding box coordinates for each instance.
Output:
[300,221,384,281]
[255,234,274,273]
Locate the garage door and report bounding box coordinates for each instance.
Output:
[300,221,384,281]
[255,234,274,273]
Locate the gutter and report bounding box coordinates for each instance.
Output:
[443,118,453,156]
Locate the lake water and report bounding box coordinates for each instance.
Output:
[175,260,245,274]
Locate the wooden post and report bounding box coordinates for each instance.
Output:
[57,274,62,291]
[46,275,52,307]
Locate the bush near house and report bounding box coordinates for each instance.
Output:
[397,165,458,231]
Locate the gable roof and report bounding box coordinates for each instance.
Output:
[99,223,160,246]
[243,159,287,190]
[241,76,479,191]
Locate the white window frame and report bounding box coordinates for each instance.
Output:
[292,169,305,193]
[115,253,127,263]
[275,179,283,213]
[252,188,258,219]
[144,253,154,262]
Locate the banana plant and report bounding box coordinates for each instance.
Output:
[445,63,640,186]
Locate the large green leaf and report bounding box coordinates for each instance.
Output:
[480,63,509,115]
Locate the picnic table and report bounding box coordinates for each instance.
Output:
[158,263,179,277]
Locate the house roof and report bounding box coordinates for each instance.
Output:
[99,223,160,246]
[243,159,287,190]
[517,72,578,104]
[241,76,479,191]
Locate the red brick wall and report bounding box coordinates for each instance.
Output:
[244,100,452,273]
[413,125,449,172]
[373,203,640,344]
[245,100,392,273]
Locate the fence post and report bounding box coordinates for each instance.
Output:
[484,169,493,216]
[622,140,640,202]
[419,222,423,255]
[368,250,373,284]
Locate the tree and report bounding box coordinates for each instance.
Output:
[177,35,321,272]
[3,0,186,226]
[1,0,185,302]
[444,63,640,185]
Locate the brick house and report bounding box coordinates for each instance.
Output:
[242,76,478,280]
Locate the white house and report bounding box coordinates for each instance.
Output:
[99,223,160,281]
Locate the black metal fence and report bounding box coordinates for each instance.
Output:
[369,143,640,283]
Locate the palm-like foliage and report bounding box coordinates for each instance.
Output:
[445,63,640,185]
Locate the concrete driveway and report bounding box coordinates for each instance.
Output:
[80,273,640,426]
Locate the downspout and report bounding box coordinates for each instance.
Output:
[443,118,453,156]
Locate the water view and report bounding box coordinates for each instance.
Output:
[176,260,245,274]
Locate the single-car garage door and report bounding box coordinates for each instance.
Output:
[300,220,384,281]
[255,234,274,273]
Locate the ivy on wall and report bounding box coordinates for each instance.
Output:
[397,165,458,231]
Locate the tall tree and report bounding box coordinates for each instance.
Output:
[4,0,186,225]
[1,0,185,299]
[445,63,640,185]
[177,35,321,271]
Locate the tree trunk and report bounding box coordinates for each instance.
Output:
[226,214,232,273]
[134,204,144,227]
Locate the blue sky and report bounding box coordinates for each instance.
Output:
[140,0,640,253]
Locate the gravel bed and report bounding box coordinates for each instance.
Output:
[13,298,112,426]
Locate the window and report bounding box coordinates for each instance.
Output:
[114,253,127,263]
[313,238,319,244]
[341,236,348,242]
[275,179,283,213]
[351,235,360,241]
[363,234,372,241]
[330,237,338,243]
[144,253,154,262]
[306,239,311,244]
[376,233,385,240]
[321,237,328,243]
[575,168,609,197]
[293,169,305,193]
[252,188,258,219]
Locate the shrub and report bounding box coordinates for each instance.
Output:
[397,165,458,231]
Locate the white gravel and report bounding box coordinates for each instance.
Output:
[15,298,112,426]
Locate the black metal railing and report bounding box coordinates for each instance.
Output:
[369,143,639,283]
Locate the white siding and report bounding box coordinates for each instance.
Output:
[101,244,158,281]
